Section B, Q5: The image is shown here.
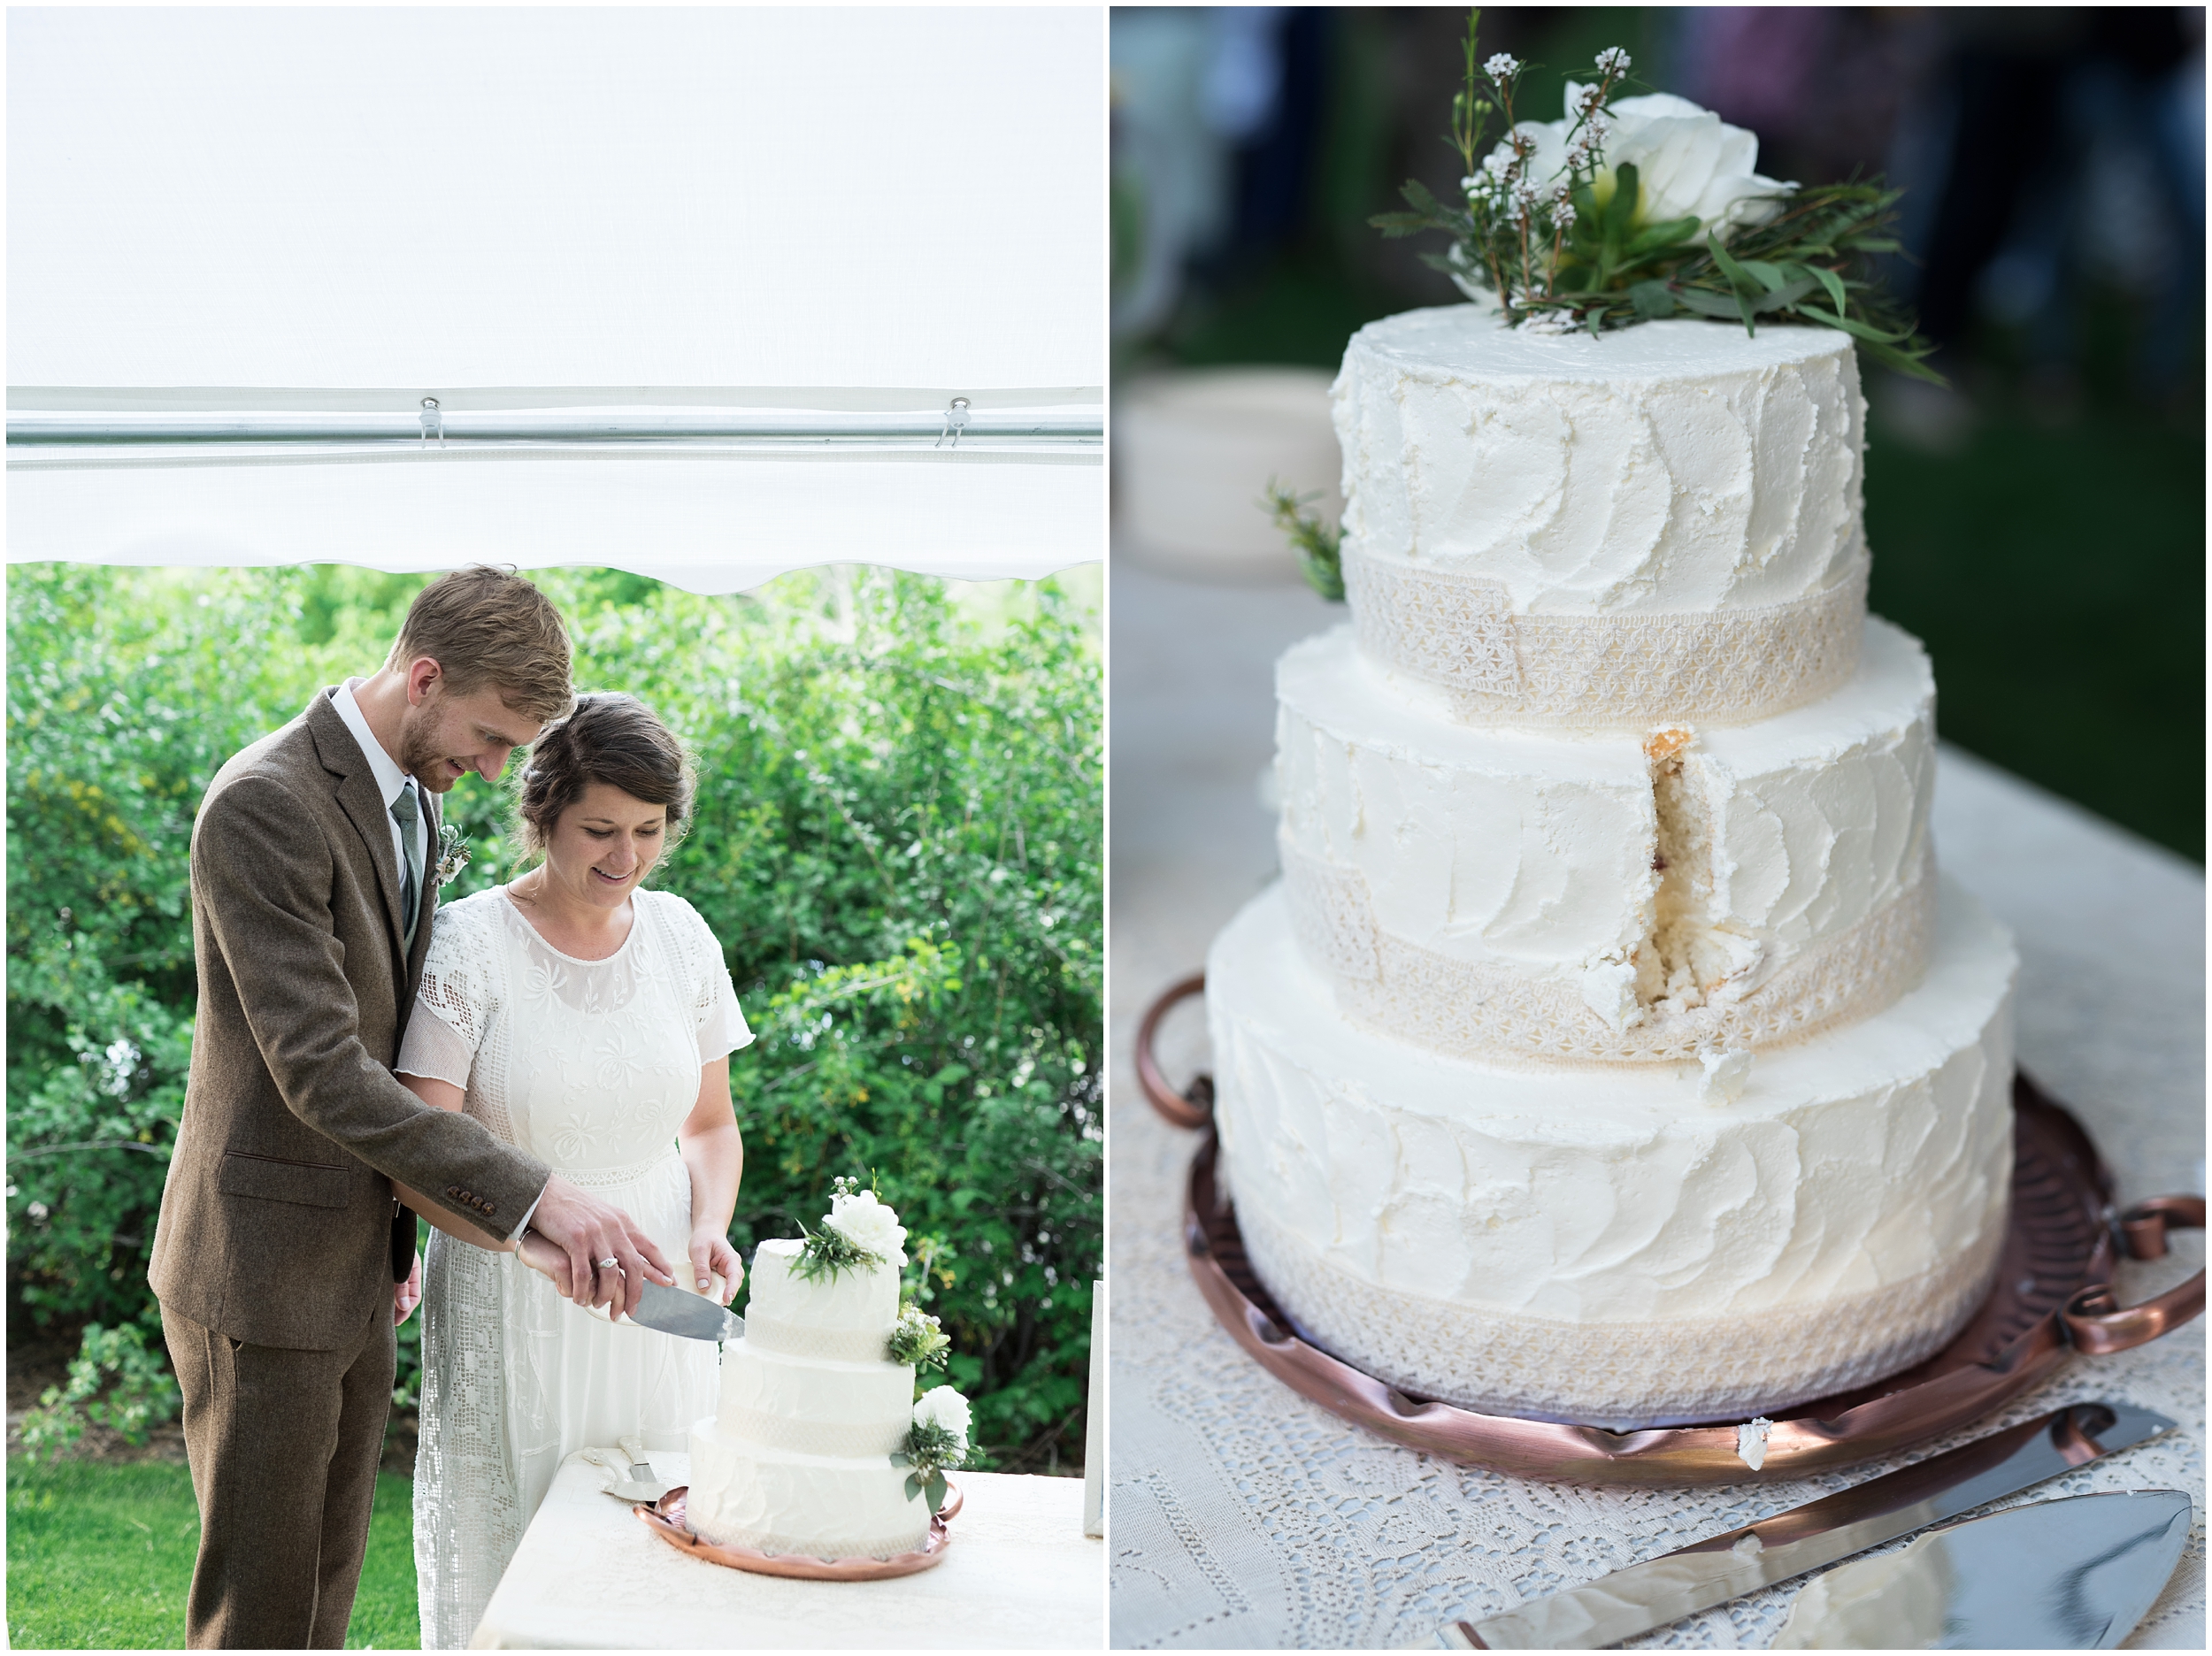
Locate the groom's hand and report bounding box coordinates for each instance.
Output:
[395,1252,423,1326]
[526,1176,676,1317]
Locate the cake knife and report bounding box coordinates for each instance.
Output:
[629,1279,745,1343]
[1440,1400,2174,1650]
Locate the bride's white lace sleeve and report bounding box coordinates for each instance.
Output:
[396,900,494,1087]
[668,895,754,1062]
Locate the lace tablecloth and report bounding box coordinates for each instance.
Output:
[471,1456,1102,1648]
[1106,558,2205,1650]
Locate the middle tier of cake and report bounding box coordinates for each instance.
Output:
[1278,614,1938,1063]
[1208,874,2016,1429]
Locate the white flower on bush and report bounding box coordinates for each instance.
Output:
[1496,85,1794,244]
[826,1187,907,1266]
[914,1384,972,1450]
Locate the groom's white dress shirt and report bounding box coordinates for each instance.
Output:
[330,679,426,881]
[328,678,542,1238]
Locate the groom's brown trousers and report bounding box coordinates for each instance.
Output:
[163,1299,396,1649]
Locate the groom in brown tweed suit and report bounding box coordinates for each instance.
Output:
[150,568,674,1648]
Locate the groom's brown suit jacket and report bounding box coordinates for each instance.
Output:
[150,688,549,1350]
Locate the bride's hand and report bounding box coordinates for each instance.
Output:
[691,1230,744,1306]
[517,1228,576,1298]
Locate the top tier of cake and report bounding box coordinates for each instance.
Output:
[1331,310,1870,729]
[747,1238,899,1333]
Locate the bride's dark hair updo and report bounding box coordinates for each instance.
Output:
[515,693,695,860]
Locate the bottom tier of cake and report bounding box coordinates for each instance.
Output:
[1208,876,2016,1429]
[686,1418,932,1559]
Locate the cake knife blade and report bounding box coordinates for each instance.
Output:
[629,1279,745,1343]
[1442,1400,2174,1650]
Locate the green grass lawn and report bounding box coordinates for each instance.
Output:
[6,1456,419,1650]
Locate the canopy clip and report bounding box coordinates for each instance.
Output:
[935,396,972,450]
[419,397,445,448]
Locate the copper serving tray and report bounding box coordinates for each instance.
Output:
[636,1480,961,1580]
[1138,973,2204,1486]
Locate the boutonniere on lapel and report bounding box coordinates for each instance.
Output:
[434,823,472,887]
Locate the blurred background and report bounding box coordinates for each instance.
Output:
[1111,4,2205,860]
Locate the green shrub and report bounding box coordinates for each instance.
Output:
[15,1322,183,1460]
[7,564,1101,1468]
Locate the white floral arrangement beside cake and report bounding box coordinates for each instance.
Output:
[686,1181,972,1559]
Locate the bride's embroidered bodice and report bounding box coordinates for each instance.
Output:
[401,886,750,1176]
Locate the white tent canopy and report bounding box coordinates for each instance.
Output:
[7,7,1105,592]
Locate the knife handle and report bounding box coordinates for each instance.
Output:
[2065,1195,2204,1354]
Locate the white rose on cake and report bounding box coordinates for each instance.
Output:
[1501,86,1793,244]
[826,1187,908,1266]
[913,1384,972,1450]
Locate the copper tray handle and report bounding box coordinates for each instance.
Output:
[1136,971,1214,1130]
[2063,1196,2206,1355]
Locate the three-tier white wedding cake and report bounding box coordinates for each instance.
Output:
[687,1189,966,1559]
[1209,309,2016,1430]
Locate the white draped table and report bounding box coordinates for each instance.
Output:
[1107,556,2206,1650]
[471,1458,1102,1649]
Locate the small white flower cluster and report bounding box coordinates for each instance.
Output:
[1517,308,1582,336]
[1594,46,1632,77]
[826,1184,908,1266]
[1483,52,1520,80]
[913,1384,972,1452]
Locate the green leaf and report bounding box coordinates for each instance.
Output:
[1751,274,1819,314]
[1735,258,1793,294]
[1399,178,1449,219]
[926,1471,949,1513]
[1628,280,1678,320]
[905,1472,924,1499]
[1794,304,1911,344]
[1808,264,1850,316]
[1671,285,1751,320]
[1702,239,1761,334]
[1369,211,1437,238]
[1621,216,1701,260]
[1843,235,1901,252]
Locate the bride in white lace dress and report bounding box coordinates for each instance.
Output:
[388,694,752,1648]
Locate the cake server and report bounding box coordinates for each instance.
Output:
[1440,1400,2174,1650]
[629,1279,745,1344]
[1768,1488,2192,1648]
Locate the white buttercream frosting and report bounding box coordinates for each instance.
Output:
[1331,309,1866,615]
[745,1237,901,1330]
[1275,617,1936,1008]
[1206,877,2015,1423]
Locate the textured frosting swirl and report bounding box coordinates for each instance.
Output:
[1274,618,1938,1033]
[1208,877,2016,1334]
[1331,309,1867,616]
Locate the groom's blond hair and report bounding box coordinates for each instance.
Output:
[385,566,572,724]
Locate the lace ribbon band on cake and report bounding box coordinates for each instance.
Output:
[1281,840,1938,1065]
[713,1401,907,1459]
[1231,1194,2008,1429]
[741,1314,897,1366]
[1344,551,1869,729]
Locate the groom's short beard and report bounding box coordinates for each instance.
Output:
[397,710,459,793]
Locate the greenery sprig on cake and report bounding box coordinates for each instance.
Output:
[887,1302,952,1371]
[1263,480,1346,603]
[893,1385,972,1514]
[792,1175,909,1283]
[1372,9,1939,380]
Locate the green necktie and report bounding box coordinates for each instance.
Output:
[390,781,424,949]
